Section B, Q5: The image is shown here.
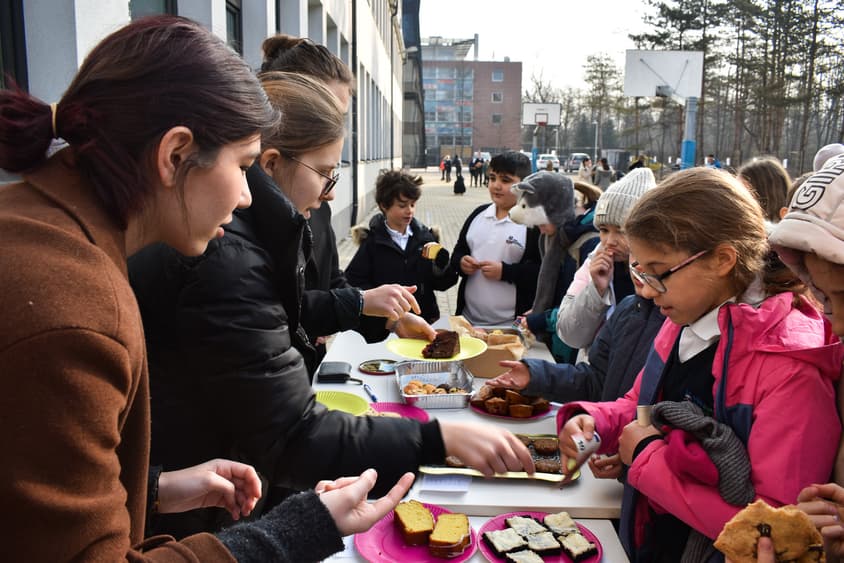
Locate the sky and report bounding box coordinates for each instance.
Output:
[418,0,651,93]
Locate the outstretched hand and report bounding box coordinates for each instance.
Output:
[440,421,535,477]
[317,469,415,536]
[157,458,263,521]
[363,284,421,320]
[486,360,531,390]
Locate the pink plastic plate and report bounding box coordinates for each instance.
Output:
[477,511,603,563]
[370,402,430,422]
[355,502,478,563]
[470,403,557,421]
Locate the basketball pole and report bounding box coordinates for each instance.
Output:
[681,97,698,169]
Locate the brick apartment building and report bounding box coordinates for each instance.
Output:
[422,36,522,165]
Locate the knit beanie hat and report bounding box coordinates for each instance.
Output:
[593,167,657,228]
[769,146,844,269]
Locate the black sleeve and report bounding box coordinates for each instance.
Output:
[300,286,361,338]
[448,205,485,280]
[166,242,442,495]
[217,490,344,562]
[500,226,541,286]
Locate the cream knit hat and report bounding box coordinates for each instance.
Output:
[593,167,657,228]
[769,146,844,268]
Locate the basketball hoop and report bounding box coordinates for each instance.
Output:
[537,121,547,127]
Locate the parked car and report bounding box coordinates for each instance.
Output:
[566,153,591,173]
[480,151,491,162]
[537,153,560,172]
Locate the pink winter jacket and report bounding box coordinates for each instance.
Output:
[557,292,842,540]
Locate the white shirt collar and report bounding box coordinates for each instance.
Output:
[482,203,514,223]
[678,298,734,362]
[385,222,413,251]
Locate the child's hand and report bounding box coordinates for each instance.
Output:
[618,420,662,466]
[487,361,530,390]
[460,255,481,275]
[588,454,622,480]
[479,260,503,280]
[589,248,614,296]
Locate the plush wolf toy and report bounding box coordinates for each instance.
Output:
[509,170,576,312]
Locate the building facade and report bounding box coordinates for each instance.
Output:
[0,0,404,235]
[421,36,522,166]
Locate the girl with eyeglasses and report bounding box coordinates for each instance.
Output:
[130,71,534,539]
[558,168,841,562]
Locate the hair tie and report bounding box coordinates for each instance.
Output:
[49,102,58,138]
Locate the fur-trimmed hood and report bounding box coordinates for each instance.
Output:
[351,214,441,246]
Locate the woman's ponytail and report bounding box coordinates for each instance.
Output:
[0,85,56,172]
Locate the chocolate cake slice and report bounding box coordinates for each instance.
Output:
[422,330,461,359]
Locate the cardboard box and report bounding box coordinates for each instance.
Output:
[463,341,525,379]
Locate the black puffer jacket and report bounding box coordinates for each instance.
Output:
[521,294,665,402]
[346,215,452,324]
[128,163,445,538]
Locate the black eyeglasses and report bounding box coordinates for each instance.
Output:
[629,250,708,293]
[285,154,340,196]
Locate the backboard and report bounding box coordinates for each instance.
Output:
[623,50,703,99]
[522,102,561,126]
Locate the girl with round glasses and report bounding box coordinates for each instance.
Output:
[558,167,841,562]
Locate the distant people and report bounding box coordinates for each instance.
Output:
[444,154,453,182]
[347,170,452,324]
[593,157,614,189]
[447,151,541,325]
[453,172,466,195]
[705,153,722,168]
[453,155,463,177]
[545,160,555,171]
[578,157,594,182]
[440,156,446,180]
[482,157,490,186]
[471,152,484,187]
[737,156,791,223]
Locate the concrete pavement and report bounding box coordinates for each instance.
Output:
[335,167,491,316]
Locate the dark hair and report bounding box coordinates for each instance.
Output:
[375,169,422,209]
[258,71,345,156]
[489,151,531,180]
[261,34,355,95]
[625,167,803,299]
[737,156,791,222]
[0,16,279,228]
[599,158,609,170]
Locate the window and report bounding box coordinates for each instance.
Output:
[492,70,504,82]
[492,114,502,124]
[0,0,26,90]
[130,0,177,18]
[226,0,242,54]
[491,92,503,103]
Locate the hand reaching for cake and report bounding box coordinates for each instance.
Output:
[362,284,421,320]
[487,360,531,390]
[440,421,535,477]
[317,469,415,536]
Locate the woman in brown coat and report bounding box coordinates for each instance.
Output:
[0,16,411,562]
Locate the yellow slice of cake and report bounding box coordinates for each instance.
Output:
[394,500,434,545]
[429,513,471,558]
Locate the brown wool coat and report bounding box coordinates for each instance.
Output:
[0,152,234,561]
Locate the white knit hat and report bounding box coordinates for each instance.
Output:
[593,167,657,228]
[769,148,844,268]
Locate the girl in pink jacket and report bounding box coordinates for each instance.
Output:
[558,168,842,563]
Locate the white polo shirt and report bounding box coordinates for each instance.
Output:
[462,203,528,325]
